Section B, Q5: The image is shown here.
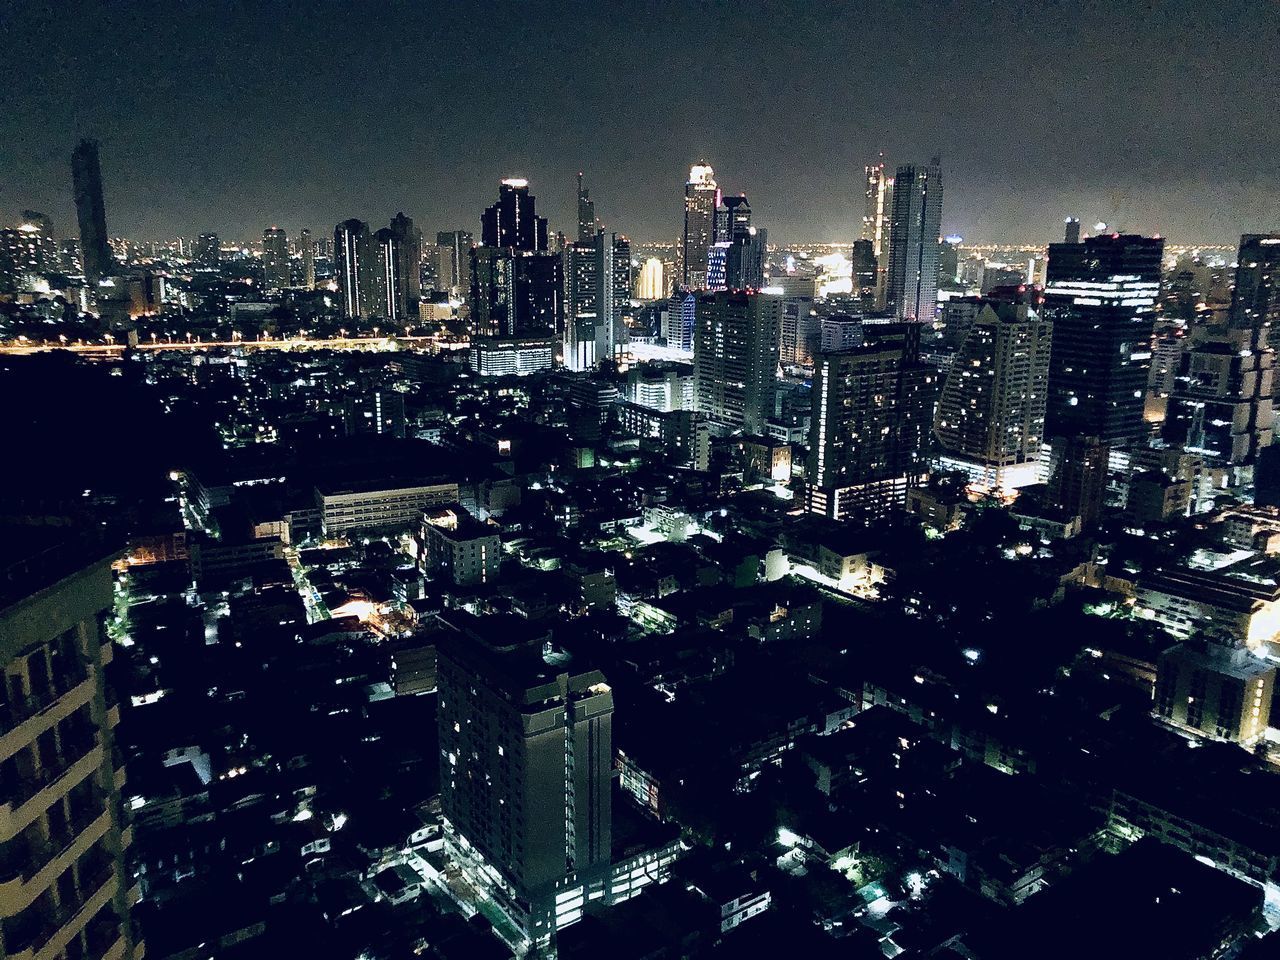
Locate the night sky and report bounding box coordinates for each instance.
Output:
[2,0,1277,245]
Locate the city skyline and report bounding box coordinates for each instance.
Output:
[2,1,1278,245]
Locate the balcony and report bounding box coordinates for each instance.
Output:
[0,739,104,840]
[0,663,96,764]
[0,809,111,916]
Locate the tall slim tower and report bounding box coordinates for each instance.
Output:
[886,162,943,322]
[577,172,598,243]
[862,161,894,308]
[262,227,289,291]
[388,212,422,317]
[334,218,372,319]
[436,230,473,298]
[299,228,315,288]
[71,139,115,282]
[682,163,719,290]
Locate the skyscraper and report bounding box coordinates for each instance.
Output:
[862,161,894,308]
[334,218,372,319]
[371,227,399,319]
[435,230,473,298]
[807,324,937,520]
[71,139,114,282]
[933,301,1053,492]
[194,232,220,269]
[564,232,614,371]
[299,228,315,288]
[577,172,599,243]
[482,178,548,251]
[693,290,781,434]
[437,621,613,941]
[886,162,943,322]
[1044,233,1163,444]
[850,239,878,312]
[371,213,423,321]
[1064,217,1082,244]
[1164,234,1278,474]
[262,226,289,291]
[637,257,665,300]
[682,163,719,289]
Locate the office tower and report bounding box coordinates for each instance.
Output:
[261,226,289,291]
[564,233,612,371]
[1044,233,1163,444]
[388,212,422,313]
[1164,234,1278,474]
[0,530,143,960]
[779,296,819,366]
[577,172,599,243]
[482,178,548,251]
[435,230,473,298]
[1044,434,1109,527]
[806,324,937,521]
[861,161,894,308]
[71,139,115,282]
[1064,217,1081,244]
[939,235,961,286]
[334,218,373,318]
[299,228,315,288]
[682,162,719,289]
[719,194,751,240]
[437,626,613,940]
[820,314,863,352]
[637,257,665,300]
[471,181,561,359]
[933,301,1053,492]
[726,227,767,291]
[693,290,781,433]
[665,290,697,351]
[850,239,877,312]
[194,232,220,268]
[612,235,633,331]
[886,162,943,322]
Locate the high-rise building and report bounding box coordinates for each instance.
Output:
[261,226,289,291]
[299,228,315,288]
[334,218,373,319]
[682,163,719,289]
[726,227,767,291]
[437,623,613,940]
[0,227,45,292]
[194,232,220,269]
[779,296,819,366]
[576,172,598,243]
[637,257,665,301]
[388,213,422,315]
[933,301,1053,492]
[18,210,52,272]
[665,290,697,352]
[0,529,143,960]
[807,324,937,521]
[885,162,943,322]
[850,239,878,312]
[71,139,115,282]
[435,230,473,298]
[861,161,894,309]
[1044,434,1109,528]
[1044,233,1163,444]
[343,389,406,437]
[939,235,961,286]
[564,233,632,370]
[1064,217,1082,244]
[1164,234,1278,474]
[482,178,548,252]
[693,290,781,434]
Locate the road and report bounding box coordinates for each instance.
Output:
[0,335,443,356]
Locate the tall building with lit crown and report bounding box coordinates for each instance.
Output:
[482,178,548,252]
[71,139,115,282]
[0,529,143,960]
[886,162,943,322]
[1044,232,1163,444]
[807,324,937,520]
[693,290,781,434]
[682,163,719,289]
[334,218,373,319]
[861,161,893,308]
[933,301,1053,492]
[437,623,613,942]
[261,226,289,291]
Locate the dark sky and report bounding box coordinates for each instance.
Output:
[2,0,1277,245]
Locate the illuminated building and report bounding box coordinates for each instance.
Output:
[819,314,862,352]
[682,163,719,289]
[420,504,501,586]
[0,226,44,292]
[438,626,614,941]
[1154,643,1273,746]
[333,218,372,318]
[194,232,220,269]
[933,301,1052,492]
[1136,557,1280,654]
[469,336,556,376]
[577,172,599,243]
[314,478,457,537]
[1044,233,1163,444]
[482,178,548,252]
[435,229,473,298]
[637,257,664,300]
[779,296,819,366]
[1064,217,1081,243]
[693,290,781,434]
[664,290,697,352]
[1044,434,1109,528]
[850,239,877,311]
[564,232,628,371]
[342,389,406,438]
[861,160,893,308]
[0,529,143,960]
[886,162,943,322]
[261,226,289,291]
[388,212,422,315]
[298,227,314,288]
[806,324,937,520]
[71,139,115,282]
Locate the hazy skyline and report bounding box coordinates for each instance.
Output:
[2,0,1278,246]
